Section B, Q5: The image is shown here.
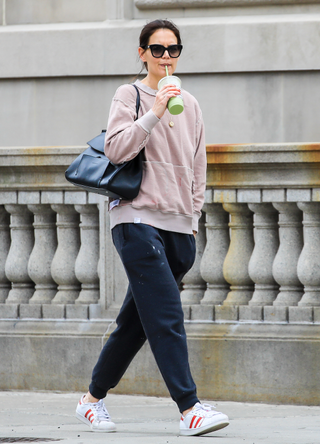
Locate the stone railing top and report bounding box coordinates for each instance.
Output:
[0,146,85,164]
[0,146,85,191]
[206,142,320,188]
[135,0,320,7]
[207,142,320,156]
[1,142,320,191]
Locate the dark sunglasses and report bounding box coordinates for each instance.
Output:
[143,44,183,58]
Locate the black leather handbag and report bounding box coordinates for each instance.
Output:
[65,84,143,200]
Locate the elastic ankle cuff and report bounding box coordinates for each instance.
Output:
[89,381,107,400]
[178,395,200,414]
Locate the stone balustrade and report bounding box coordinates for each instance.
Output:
[0,194,101,319]
[1,143,320,324]
[0,146,109,320]
[2,143,320,403]
[185,142,320,324]
[187,142,320,324]
[189,197,320,324]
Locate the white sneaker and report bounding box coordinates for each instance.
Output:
[180,402,229,436]
[76,395,116,432]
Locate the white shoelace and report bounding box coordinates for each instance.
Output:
[193,403,218,418]
[91,400,111,422]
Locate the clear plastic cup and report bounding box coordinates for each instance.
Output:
[157,75,184,115]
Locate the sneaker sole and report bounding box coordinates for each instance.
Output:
[180,420,229,436]
[76,411,116,433]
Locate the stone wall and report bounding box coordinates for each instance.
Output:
[1,0,320,147]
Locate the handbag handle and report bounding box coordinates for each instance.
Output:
[132,84,145,160]
[86,84,141,153]
[132,84,141,121]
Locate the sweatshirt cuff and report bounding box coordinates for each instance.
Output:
[192,212,201,233]
[137,109,160,133]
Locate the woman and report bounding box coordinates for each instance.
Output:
[76,19,229,437]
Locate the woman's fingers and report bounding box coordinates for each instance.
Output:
[159,84,181,96]
[152,84,181,118]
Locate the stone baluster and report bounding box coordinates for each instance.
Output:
[200,203,230,305]
[297,202,320,306]
[74,204,100,304]
[222,203,254,306]
[181,214,206,304]
[248,203,279,306]
[27,205,58,304]
[272,203,304,306]
[4,205,34,304]
[0,206,11,303]
[51,205,81,304]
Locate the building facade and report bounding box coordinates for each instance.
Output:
[1,0,320,404]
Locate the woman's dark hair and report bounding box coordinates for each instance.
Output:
[139,19,182,72]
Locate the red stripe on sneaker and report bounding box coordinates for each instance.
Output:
[189,415,197,428]
[194,417,202,428]
[88,413,94,423]
[85,409,92,418]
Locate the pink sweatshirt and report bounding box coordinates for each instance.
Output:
[104,80,207,234]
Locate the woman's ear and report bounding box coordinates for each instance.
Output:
[138,47,147,62]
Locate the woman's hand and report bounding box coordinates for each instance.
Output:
[152,84,181,119]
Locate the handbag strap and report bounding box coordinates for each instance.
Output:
[132,84,141,120]
[132,83,145,159]
[86,84,142,154]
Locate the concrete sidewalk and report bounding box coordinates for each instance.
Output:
[0,391,319,444]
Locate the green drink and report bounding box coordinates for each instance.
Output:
[157,74,184,115]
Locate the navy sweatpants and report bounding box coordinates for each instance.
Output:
[89,223,200,413]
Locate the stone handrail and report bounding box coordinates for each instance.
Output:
[135,0,320,8]
[1,143,320,324]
